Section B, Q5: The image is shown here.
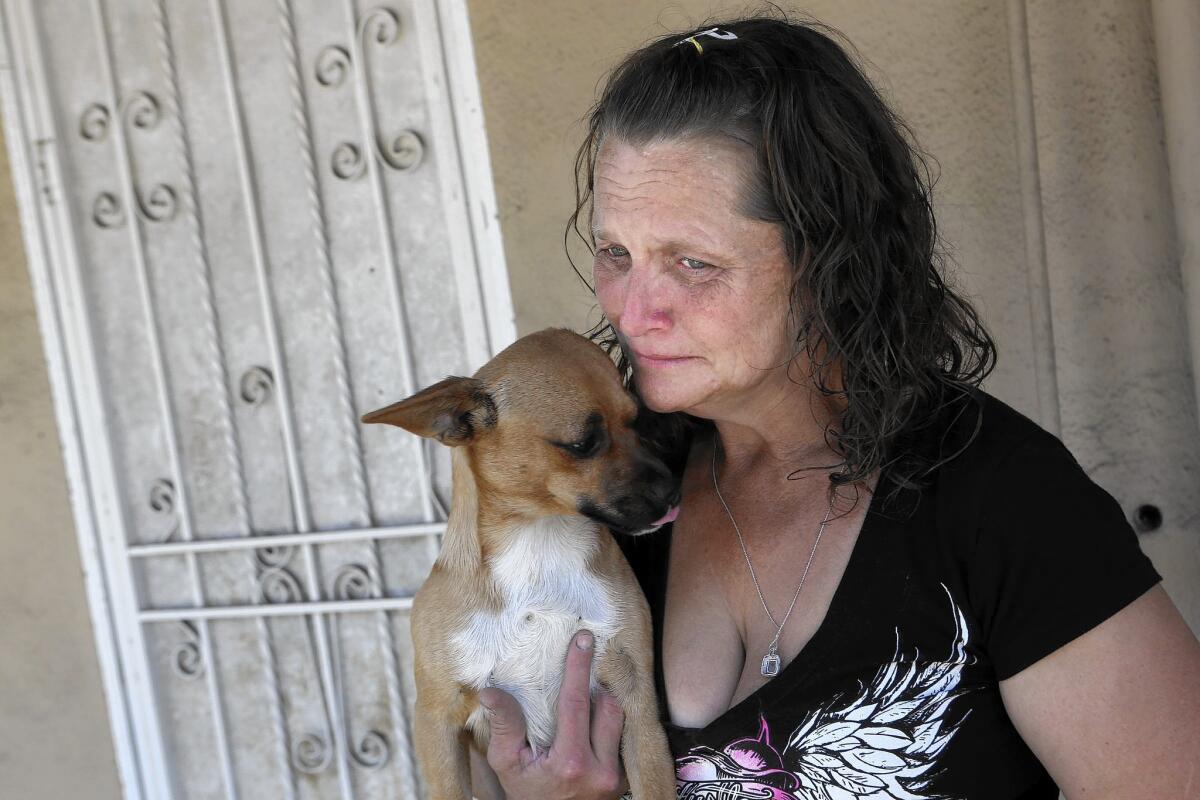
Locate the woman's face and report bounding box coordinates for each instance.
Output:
[592,136,799,418]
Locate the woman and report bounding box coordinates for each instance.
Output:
[477,13,1200,799]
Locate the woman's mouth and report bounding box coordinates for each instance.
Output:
[634,350,694,366]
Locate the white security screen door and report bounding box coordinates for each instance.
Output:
[0,0,514,797]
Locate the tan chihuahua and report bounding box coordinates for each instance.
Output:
[361,328,680,800]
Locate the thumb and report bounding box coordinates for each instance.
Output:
[479,687,528,771]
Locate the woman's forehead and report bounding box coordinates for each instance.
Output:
[594,136,752,182]
[592,138,759,227]
[591,186,768,256]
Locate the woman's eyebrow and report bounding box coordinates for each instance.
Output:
[591,228,728,257]
[666,237,725,255]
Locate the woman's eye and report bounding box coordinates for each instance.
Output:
[598,245,629,259]
[680,256,710,271]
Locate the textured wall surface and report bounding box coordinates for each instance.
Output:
[1023,0,1199,618]
[466,0,1200,628]
[0,124,123,797]
[467,0,1041,403]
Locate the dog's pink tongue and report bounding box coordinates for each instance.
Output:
[652,505,680,526]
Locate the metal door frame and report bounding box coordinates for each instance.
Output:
[0,1,515,796]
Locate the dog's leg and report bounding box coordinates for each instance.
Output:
[414,699,473,800]
[621,710,676,800]
[598,642,677,800]
[619,705,676,796]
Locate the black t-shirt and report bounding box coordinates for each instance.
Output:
[617,388,1161,800]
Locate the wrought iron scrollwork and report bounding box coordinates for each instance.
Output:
[121,91,161,131]
[171,620,203,680]
[331,563,376,601]
[315,45,350,88]
[104,90,178,225]
[328,565,393,772]
[291,732,332,774]
[254,543,296,570]
[82,91,178,229]
[358,6,401,46]
[149,478,180,542]
[136,183,178,223]
[324,5,426,178]
[92,192,124,229]
[79,103,110,142]
[356,7,424,172]
[377,130,423,172]
[331,142,367,181]
[351,730,391,769]
[258,567,304,604]
[238,366,274,407]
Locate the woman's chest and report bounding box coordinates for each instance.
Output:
[661,492,870,729]
[656,529,1049,800]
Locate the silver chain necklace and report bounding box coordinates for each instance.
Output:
[711,440,835,678]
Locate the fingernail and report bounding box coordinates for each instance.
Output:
[576,631,593,650]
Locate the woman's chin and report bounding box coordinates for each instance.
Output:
[634,379,701,415]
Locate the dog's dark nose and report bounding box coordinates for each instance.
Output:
[649,475,681,513]
[635,454,679,505]
[636,451,673,482]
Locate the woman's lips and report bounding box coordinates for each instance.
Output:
[633,350,694,366]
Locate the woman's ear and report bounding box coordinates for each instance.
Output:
[361,376,497,446]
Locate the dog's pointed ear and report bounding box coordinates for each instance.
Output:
[360,376,497,446]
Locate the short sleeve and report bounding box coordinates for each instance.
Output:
[966,430,1162,681]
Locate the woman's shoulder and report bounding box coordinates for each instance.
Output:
[943,389,1162,681]
[903,385,1084,543]
[926,385,1064,489]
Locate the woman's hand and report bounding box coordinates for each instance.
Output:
[478,629,629,800]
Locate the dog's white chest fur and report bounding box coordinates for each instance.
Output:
[451,516,620,750]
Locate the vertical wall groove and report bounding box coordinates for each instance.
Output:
[1150,0,1200,432]
[1006,0,1062,438]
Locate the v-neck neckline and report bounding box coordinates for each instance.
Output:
[653,464,896,735]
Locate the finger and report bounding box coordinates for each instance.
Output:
[469,745,507,800]
[552,629,597,754]
[479,687,528,773]
[590,687,625,768]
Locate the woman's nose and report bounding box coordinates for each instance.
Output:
[619,263,671,337]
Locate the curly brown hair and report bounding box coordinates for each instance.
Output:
[564,8,997,514]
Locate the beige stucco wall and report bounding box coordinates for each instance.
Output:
[469,1,1033,383]
[467,0,1199,622]
[1,1,1195,796]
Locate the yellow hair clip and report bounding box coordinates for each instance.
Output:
[673,27,739,55]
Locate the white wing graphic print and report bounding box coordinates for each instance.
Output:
[675,584,977,800]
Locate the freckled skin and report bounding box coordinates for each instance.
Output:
[591,137,814,427]
[592,139,873,735]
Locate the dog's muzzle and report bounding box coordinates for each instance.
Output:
[578,472,682,536]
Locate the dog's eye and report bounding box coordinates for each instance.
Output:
[568,432,599,457]
[557,430,602,459]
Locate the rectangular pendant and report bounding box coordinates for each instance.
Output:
[761,653,781,677]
